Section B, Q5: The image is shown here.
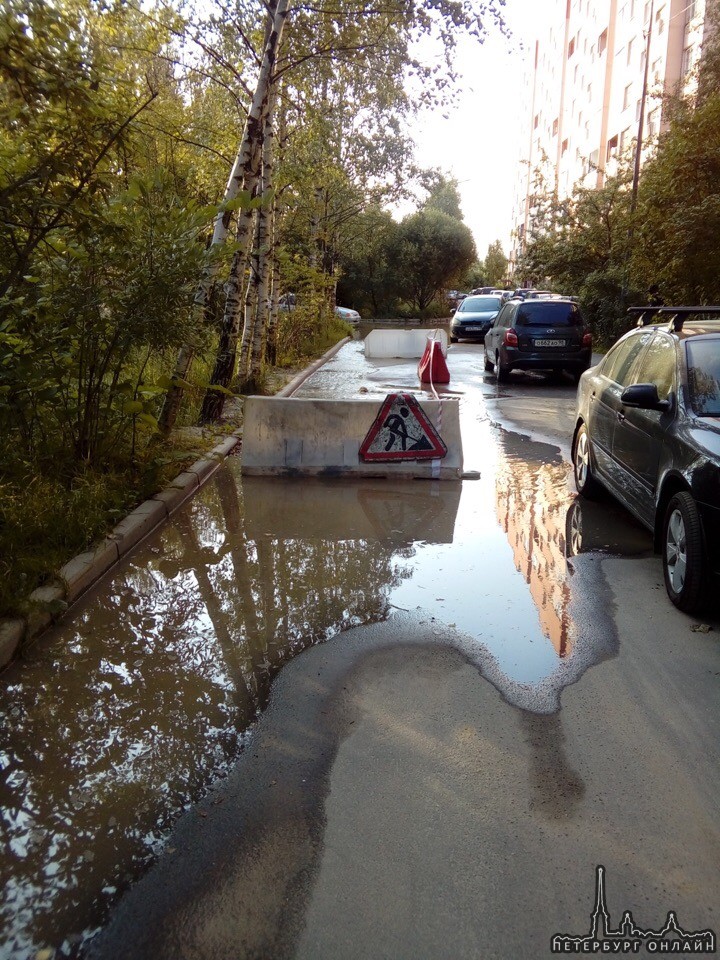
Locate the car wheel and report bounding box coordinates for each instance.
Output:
[572,423,601,499]
[450,335,458,343]
[663,492,706,613]
[565,500,584,558]
[483,349,493,372]
[495,352,510,383]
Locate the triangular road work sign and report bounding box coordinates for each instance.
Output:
[359,393,447,462]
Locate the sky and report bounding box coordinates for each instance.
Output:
[406,0,555,259]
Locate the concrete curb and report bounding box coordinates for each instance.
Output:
[0,432,241,669]
[0,338,349,669]
[276,337,351,397]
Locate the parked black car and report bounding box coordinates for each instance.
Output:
[572,306,720,613]
[483,298,592,382]
[450,294,503,343]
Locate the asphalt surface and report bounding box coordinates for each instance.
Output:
[86,342,720,960]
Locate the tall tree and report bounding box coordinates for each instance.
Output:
[391,208,476,313]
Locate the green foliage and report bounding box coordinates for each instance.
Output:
[336,207,400,315]
[390,208,476,313]
[633,90,720,304]
[422,172,464,220]
[482,240,509,287]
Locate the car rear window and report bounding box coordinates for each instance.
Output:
[515,302,582,326]
[459,297,501,311]
[687,339,720,416]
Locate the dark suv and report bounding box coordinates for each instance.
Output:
[573,307,720,613]
[484,298,592,382]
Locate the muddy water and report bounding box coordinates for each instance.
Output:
[0,344,653,958]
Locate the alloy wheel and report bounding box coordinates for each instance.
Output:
[665,508,687,594]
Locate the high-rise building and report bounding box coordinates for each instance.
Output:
[509,0,711,270]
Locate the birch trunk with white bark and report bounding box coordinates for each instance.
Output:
[160,0,291,431]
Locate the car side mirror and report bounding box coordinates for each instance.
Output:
[621,383,671,411]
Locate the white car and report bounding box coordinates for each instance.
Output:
[335,305,361,322]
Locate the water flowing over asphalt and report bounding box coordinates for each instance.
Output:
[0,337,655,958]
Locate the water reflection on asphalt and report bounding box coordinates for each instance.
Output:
[0,339,653,958]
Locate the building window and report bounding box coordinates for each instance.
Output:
[590,149,599,168]
[648,108,660,137]
[653,58,662,84]
[552,117,559,136]
[624,83,632,110]
[598,29,608,55]
[562,138,569,155]
[534,113,539,129]
[644,0,650,22]
[606,135,618,161]
[686,0,697,22]
[636,98,643,122]
[627,37,634,66]
[568,37,575,57]
[620,127,632,152]
[682,45,693,75]
[656,6,665,34]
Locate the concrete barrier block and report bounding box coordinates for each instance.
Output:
[26,582,67,639]
[241,397,463,480]
[364,329,448,359]
[110,500,166,556]
[59,539,120,602]
[0,619,25,668]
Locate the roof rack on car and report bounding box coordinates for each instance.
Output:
[627,305,720,332]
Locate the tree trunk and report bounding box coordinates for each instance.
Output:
[265,203,281,365]
[160,0,291,432]
[247,97,276,385]
[198,138,263,423]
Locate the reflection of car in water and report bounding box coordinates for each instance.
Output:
[564,498,652,559]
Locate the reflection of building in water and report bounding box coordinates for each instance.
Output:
[495,444,575,658]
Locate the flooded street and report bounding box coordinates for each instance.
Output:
[1,338,718,959]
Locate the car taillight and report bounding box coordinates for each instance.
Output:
[582,332,592,347]
[504,329,518,347]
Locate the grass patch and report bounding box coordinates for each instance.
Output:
[0,434,220,619]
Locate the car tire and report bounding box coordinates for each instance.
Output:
[565,500,584,558]
[663,492,706,613]
[484,350,493,372]
[572,423,601,499]
[495,352,510,383]
[450,335,458,344]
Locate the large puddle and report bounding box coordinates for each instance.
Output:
[0,348,653,958]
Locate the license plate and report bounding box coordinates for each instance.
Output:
[465,326,482,332]
[534,339,566,347]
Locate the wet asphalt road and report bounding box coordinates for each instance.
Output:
[86,340,720,960]
[2,339,719,959]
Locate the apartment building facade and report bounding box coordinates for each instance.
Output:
[509,0,710,269]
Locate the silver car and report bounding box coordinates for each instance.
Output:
[449,295,503,343]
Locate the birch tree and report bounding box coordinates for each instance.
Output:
[159,0,291,431]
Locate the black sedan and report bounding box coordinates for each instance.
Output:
[572,307,720,613]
